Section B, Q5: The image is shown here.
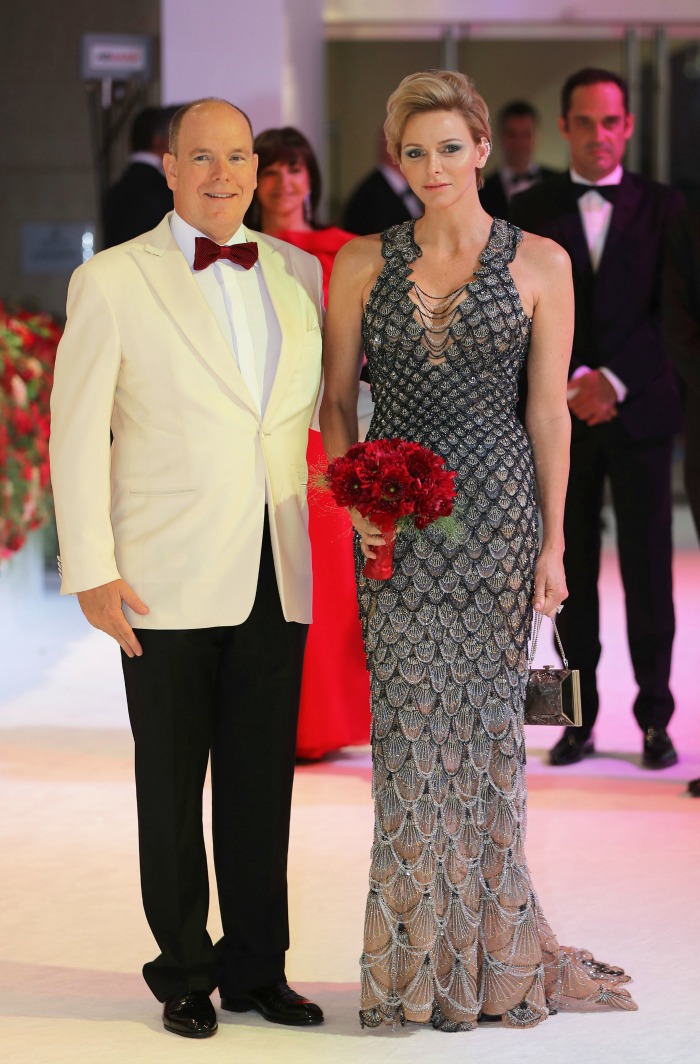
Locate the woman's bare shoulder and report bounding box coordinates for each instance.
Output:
[517,229,571,278]
[330,233,384,287]
[334,233,383,262]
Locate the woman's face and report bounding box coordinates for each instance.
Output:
[255,157,311,221]
[399,109,489,209]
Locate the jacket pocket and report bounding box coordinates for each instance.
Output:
[128,487,197,496]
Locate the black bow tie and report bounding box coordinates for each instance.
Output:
[572,182,620,205]
[510,170,537,186]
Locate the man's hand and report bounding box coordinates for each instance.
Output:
[567,369,618,426]
[77,579,149,657]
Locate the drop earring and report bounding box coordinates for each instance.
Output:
[303,193,313,225]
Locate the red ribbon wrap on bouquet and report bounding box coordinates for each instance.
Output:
[362,513,397,581]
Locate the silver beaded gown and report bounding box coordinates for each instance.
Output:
[356,219,636,1031]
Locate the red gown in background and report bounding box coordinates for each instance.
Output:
[275,227,371,759]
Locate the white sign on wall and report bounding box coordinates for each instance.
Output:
[81,34,152,81]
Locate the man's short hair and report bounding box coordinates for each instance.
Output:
[168,98,254,156]
[498,100,540,128]
[561,68,630,118]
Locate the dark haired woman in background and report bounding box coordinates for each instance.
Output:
[246,127,371,761]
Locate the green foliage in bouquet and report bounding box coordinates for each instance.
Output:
[394,510,463,540]
[0,303,61,559]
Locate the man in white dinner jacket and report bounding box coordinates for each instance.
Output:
[50,98,325,1038]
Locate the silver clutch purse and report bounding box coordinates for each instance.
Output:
[524,611,582,727]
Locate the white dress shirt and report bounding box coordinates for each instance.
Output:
[170,212,281,414]
[568,165,627,403]
[571,164,623,272]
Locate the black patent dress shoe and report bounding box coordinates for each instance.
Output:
[687,777,700,797]
[162,992,217,1038]
[549,732,595,766]
[221,980,324,1026]
[642,728,678,769]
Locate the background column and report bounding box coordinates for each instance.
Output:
[161,0,325,152]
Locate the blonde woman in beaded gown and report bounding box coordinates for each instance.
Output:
[320,70,637,1032]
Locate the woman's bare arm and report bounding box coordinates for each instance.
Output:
[319,236,382,458]
[520,232,574,617]
[320,236,386,556]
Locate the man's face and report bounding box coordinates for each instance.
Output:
[559,81,634,182]
[500,115,537,173]
[163,101,258,243]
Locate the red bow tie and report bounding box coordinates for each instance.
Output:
[193,236,258,271]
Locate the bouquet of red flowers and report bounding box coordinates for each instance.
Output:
[0,302,61,559]
[325,438,457,580]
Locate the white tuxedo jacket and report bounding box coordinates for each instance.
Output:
[50,216,323,628]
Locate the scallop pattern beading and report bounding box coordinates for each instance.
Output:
[356,219,636,1032]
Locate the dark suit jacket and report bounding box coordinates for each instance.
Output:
[479,166,558,220]
[102,162,174,248]
[342,169,413,236]
[664,205,700,396]
[510,170,684,441]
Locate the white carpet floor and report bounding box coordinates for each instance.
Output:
[2,514,699,1064]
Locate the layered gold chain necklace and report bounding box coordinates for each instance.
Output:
[412,281,470,362]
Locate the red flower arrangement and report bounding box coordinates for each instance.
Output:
[0,302,61,559]
[325,438,457,580]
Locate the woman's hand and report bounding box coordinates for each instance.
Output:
[532,546,568,618]
[349,507,386,559]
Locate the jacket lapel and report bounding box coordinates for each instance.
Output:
[556,176,593,280]
[128,216,260,412]
[596,171,641,277]
[252,230,305,425]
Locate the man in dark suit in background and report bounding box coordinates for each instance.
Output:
[664,202,700,795]
[665,204,700,548]
[102,106,178,248]
[479,100,557,219]
[510,68,684,769]
[342,128,422,235]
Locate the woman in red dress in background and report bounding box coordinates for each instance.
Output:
[246,127,371,759]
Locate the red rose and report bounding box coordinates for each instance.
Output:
[326,454,380,512]
[325,437,455,526]
[373,463,414,518]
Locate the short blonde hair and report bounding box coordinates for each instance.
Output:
[384,70,491,189]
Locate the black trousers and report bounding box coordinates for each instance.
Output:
[557,420,675,737]
[684,393,700,542]
[121,518,307,1001]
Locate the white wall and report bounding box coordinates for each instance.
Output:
[161,0,324,150]
[282,0,325,161]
